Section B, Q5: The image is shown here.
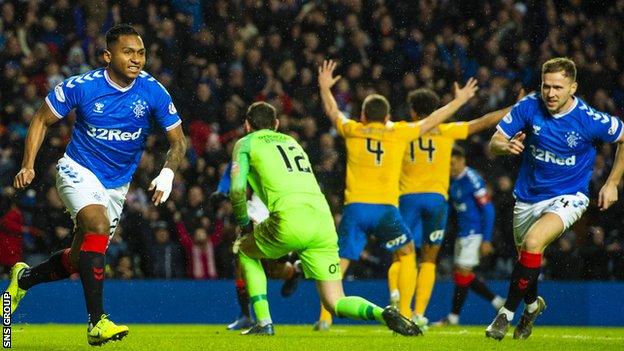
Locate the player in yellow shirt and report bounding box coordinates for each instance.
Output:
[390,88,517,328]
[314,60,478,330]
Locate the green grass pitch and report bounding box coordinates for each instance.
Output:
[7,324,624,350]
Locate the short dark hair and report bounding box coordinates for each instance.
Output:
[106,24,140,48]
[246,102,276,130]
[542,57,577,82]
[362,94,390,122]
[451,145,465,158]
[408,89,440,117]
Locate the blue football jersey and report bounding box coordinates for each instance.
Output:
[449,167,494,241]
[497,93,624,203]
[46,69,181,188]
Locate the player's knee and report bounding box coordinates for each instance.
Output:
[421,245,440,262]
[523,236,544,252]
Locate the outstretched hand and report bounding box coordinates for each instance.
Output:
[318,60,342,90]
[453,77,479,102]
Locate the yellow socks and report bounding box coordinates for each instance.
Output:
[415,262,436,317]
[397,252,417,317]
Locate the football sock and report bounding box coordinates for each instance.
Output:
[523,279,538,305]
[239,250,272,326]
[470,276,496,301]
[526,299,539,313]
[415,262,436,316]
[335,296,384,323]
[503,251,541,313]
[447,313,459,325]
[451,272,474,315]
[387,260,400,299]
[18,248,77,290]
[397,252,417,317]
[79,233,108,326]
[235,279,251,318]
[499,307,514,321]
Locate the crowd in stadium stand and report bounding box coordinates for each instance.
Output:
[1,0,624,281]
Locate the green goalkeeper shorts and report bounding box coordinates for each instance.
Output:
[252,204,341,281]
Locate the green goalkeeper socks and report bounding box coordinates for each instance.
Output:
[238,251,272,325]
[335,296,384,323]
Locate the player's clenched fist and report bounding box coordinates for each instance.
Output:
[13,168,35,189]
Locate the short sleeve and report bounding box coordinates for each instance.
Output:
[469,172,490,206]
[150,81,182,131]
[439,122,469,140]
[496,94,535,139]
[45,77,83,119]
[335,115,359,137]
[395,121,421,141]
[588,111,624,144]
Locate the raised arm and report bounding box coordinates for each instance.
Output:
[598,136,624,211]
[318,60,346,127]
[14,102,60,189]
[467,89,526,135]
[416,78,479,136]
[467,107,512,135]
[149,124,187,206]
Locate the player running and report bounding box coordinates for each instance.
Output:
[485,57,624,340]
[230,101,420,336]
[433,146,504,326]
[315,60,478,329]
[391,88,517,328]
[5,24,187,346]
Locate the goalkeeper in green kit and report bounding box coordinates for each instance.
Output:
[230,101,421,336]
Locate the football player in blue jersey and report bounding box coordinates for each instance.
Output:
[5,24,187,346]
[434,146,504,326]
[486,57,624,340]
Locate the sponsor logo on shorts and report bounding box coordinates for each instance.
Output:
[328,263,339,274]
[385,233,408,250]
[429,230,444,242]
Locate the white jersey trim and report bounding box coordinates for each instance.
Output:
[45,96,64,119]
[614,123,624,143]
[104,70,136,92]
[165,119,182,131]
[551,97,578,119]
[496,124,511,139]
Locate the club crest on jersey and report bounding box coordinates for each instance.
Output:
[93,102,104,113]
[565,131,580,148]
[532,125,541,135]
[132,100,148,119]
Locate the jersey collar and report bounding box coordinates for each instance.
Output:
[550,96,578,119]
[104,69,136,92]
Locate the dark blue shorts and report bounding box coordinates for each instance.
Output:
[399,193,448,247]
[338,203,411,260]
